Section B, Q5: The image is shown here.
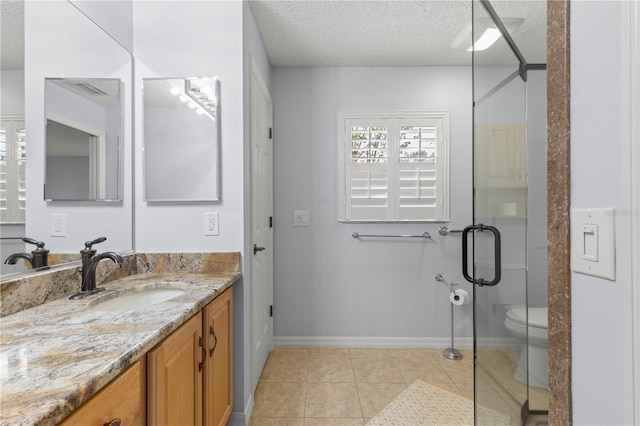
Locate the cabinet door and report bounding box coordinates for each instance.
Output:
[513,123,527,187]
[147,312,203,426]
[203,288,233,426]
[60,359,146,426]
[475,124,513,188]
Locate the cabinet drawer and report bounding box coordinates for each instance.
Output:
[60,358,146,426]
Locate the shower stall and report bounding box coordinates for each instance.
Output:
[470,0,548,424]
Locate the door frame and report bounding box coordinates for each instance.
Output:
[249,57,274,394]
[621,0,640,422]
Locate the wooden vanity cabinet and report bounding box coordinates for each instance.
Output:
[147,287,233,426]
[203,287,233,426]
[59,359,146,426]
[147,311,204,425]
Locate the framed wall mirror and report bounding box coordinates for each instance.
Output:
[1,0,133,279]
[142,77,220,202]
[44,78,123,202]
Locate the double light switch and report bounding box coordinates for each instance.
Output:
[571,208,615,280]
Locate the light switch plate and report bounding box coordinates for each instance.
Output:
[293,210,310,227]
[571,208,615,280]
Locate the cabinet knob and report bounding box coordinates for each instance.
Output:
[104,419,121,426]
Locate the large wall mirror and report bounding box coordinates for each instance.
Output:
[1,1,133,278]
[44,78,123,202]
[142,77,220,202]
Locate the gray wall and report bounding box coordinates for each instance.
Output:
[571,1,626,422]
[271,65,548,345]
[272,67,475,343]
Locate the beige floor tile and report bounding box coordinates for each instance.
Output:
[270,347,311,361]
[349,348,390,361]
[305,383,362,418]
[357,382,407,418]
[385,348,434,363]
[253,347,548,424]
[431,380,463,396]
[309,348,350,361]
[307,357,355,382]
[397,359,453,386]
[250,417,305,426]
[456,383,475,400]
[260,356,308,382]
[351,358,403,383]
[442,365,474,384]
[304,418,364,425]
[252,382,306,418]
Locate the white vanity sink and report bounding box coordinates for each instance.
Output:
[90,287,186,311]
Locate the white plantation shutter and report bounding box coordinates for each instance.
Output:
[346,120,391,220]
[341,113,448,222]
[0,117,26,224]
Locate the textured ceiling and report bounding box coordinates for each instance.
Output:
[0,0,24,70]
[1,1,546,71]
[249,0,547,67]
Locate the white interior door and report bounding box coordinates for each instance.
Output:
[250,60,274,392]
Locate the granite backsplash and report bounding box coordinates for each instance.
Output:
[0,252,240,317]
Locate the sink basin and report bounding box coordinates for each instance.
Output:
[90,288,186,311]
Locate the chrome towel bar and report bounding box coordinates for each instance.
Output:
[352,232,431,239]
[438,226,464,236]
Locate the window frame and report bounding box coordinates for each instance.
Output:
[338,111,450,223]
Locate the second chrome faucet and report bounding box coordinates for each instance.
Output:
[69,237,123,300]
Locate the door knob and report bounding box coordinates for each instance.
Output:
[253,244,265,255]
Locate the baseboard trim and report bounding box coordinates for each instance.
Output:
[228,393,253,426]
[274,336,520,350]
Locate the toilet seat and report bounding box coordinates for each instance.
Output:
[506,307,548,329]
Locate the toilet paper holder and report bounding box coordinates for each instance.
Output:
[434,274,463,361]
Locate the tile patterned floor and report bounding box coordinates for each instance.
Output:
[249,347,549,425]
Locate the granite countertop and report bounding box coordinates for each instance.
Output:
[0,271,240,426]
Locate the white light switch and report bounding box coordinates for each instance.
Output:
[581,224,598,261]
[571,209,615,280]
[293,210,310,227]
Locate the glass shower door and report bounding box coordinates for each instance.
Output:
[472,1,530,424]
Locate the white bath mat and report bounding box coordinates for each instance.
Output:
[366,379,510,426]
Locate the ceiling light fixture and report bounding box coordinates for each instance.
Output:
[452,18,524,52]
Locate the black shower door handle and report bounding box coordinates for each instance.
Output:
[461,224,501,286]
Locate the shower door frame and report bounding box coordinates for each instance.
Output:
[471,0,547,423]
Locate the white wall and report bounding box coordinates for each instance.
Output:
[571,1,625,423]
[272,67,475,342]
[25,1,132,255]
[133,1,243,253]
[133,2,250,418]
[1,70,25,114]
[70,0,133,53]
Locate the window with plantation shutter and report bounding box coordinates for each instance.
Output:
[0,117,26,224]
[340,112,449,222]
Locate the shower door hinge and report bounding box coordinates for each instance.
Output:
[269,127,273,139]
[270,305,273,317]
[269,216,273,228]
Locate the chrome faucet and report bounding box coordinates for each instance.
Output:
[69,237,123,300]
[4,238,50,269]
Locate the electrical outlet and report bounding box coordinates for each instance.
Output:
[51,213,66,237]
[203,212,219,236]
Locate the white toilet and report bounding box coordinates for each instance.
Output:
[504,306,548,389]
